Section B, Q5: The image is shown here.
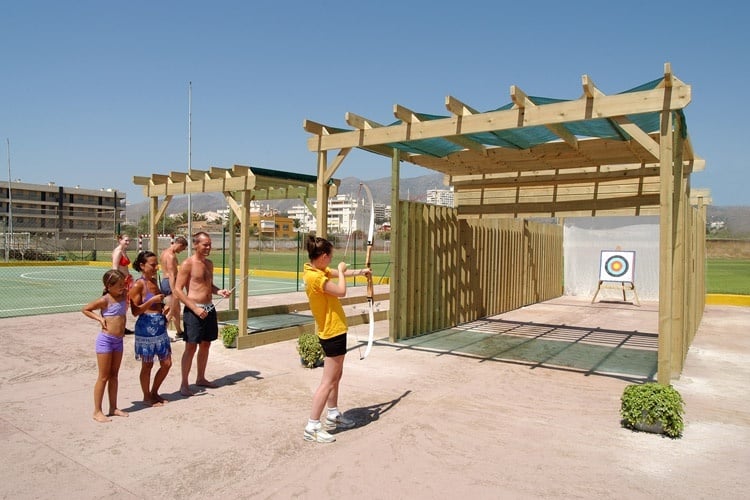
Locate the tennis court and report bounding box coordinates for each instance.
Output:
[0,264,303,318]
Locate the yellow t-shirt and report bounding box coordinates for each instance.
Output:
[303,263,347,340]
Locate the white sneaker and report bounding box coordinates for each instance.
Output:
[325,413,355,429]
[303,426,336,443]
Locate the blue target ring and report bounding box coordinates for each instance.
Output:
[604,255,629,278]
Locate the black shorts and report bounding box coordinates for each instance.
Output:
[182,306,218,343]
[319,333,347,357]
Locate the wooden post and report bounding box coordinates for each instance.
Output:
[238,190,250,336]
[390,147,400,342]
[658,109,674,384]
[316,151,328,238]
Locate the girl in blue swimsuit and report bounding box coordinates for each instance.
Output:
[129,251,172,407]
[82,270,130,423]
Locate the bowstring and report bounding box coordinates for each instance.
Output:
[344,183,364,357]
[203,271,251,313]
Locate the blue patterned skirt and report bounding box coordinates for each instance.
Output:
[134,313,172,362]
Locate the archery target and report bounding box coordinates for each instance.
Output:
[599,251,635,282]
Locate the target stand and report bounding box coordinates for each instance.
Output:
[591,280,641,306]
[591,250,640,306]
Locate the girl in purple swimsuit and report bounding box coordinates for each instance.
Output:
[129,251,172,407]
[82,270,130,423]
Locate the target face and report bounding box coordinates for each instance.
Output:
[599,251,635,282]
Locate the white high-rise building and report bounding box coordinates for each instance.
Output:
[288,194,359,234]
[426,186,455,207]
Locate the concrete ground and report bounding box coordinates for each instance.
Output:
[0,290,748,499]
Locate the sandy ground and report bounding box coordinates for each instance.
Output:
[0,292,748,500]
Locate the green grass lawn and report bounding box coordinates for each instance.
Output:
[218,248,393,283]
[226,254,750,296]
[92,250,749,295]
[706,259,750,295]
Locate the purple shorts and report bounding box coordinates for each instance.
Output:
[95,332,124,354]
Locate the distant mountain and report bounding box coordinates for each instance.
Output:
[125,173,447,221]
[707,206,750,238]
[125,177,749,238]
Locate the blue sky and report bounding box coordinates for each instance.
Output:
[1,0,748,206]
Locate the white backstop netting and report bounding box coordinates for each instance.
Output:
[564,216,659,301]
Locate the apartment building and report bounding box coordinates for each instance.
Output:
[425,186,455,208]
[1,180,125,239]
[288,193,360,234]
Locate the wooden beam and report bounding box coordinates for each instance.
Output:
[346,112,384,129]
[663,62,673,88]
[510,85,531,108]
[444,134,488,155]
[151,174,170,184]
[610,116,661,160]
[393,104,421,123]
[168,171,188,181]
[581,74,604,98]
[690,188,711,206]
[445,95,480,116]
[456,193,661,216]
[153,195,173,223]
[323,147,352,182]
[439,96,488,154]
[309,84,692,151]
[451,166,659,189]
[232,164,252,176]
[225,194,243,221]
[209,166,231,178]
[237,310,388,349]
[359,144,410,159]
[303,119,334,135]
[511,85,579,149]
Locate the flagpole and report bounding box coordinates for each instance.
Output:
[187,81,193,239]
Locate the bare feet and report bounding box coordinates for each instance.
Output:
[143,397,164,407]
[110,409,129,417]
[195,379,218,388]
[93,411,112,423]
[180,385,195,397]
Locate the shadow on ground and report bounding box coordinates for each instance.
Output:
[398,318,657,382]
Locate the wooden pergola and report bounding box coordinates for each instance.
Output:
[133,164,339,338]
[304,63,708,383]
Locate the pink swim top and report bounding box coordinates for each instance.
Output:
[102,296,127,317]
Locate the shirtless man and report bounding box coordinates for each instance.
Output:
[159,236,188,340]
[172,232,230,396]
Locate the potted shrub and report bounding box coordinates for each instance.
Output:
[297,332,325,368]
[220,324,239,348]
[620,382,685,438]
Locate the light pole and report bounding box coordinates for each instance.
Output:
[6,138,13,262]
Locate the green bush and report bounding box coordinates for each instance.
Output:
[220,324,239,348]
[620,382,685,438]
[297,332,324,368]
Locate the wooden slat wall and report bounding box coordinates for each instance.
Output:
[391,202,460,340]
[458,218,563,322]
[685,203,706,359]
[390,200,563,340]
